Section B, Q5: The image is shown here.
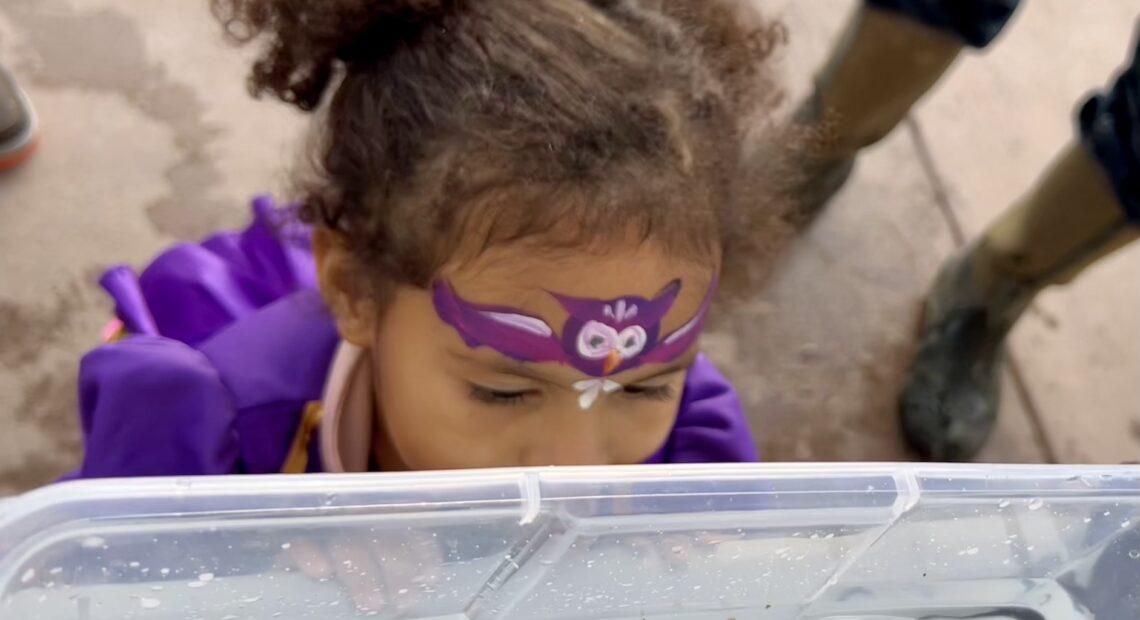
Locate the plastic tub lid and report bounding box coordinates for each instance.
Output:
[1,463,1138,619]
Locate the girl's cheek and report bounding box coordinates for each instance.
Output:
[396,395,527,470]
[608,401,680,463]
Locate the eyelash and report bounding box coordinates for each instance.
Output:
[622,384,675,401]
[468,384,675,406]
[468,385,531,406]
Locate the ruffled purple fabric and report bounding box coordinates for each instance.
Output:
[100,195,316,345]
[72,197,332,479]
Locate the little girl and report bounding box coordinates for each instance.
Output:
[71,0,789,479]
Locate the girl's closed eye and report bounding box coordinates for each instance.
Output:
[467,384,538,407]
[622,383,676,401]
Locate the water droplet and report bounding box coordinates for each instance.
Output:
[280,542,292,550]
[1027,498,1044,511]
[139,597,161,609]
[1128,549,1140,560]
[959,547,979,556]
[20,569,35,584]
[671,545,683,554]
[197,572,215,582]
[998,499,1011,509]
[188,581,206,589]
[397,588,409,595]
[81,536,107,550]
[129,561,141,568]
[160,568,171,576]
[241,595,263,603]
[150,585,164,592]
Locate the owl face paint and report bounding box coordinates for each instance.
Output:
[431,276,716,409]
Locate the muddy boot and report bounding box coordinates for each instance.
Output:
[0,64,38,172]
[785,5,963,226]
[901,143,1140,461]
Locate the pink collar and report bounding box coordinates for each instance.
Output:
[319,342,374,473]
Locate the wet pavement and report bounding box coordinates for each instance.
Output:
[0,0,1136,494]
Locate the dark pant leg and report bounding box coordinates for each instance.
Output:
[1079,21,1140,223]
[866,0,1020,48]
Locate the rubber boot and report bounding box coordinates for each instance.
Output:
[900,142,1140,461]
[0,64,38,172]
[786,5,963,226]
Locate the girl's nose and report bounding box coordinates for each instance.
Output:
[521,410,609,466]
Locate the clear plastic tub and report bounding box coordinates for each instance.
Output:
[1,464,1138,619]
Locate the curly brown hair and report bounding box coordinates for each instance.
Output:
[211,0,789,306]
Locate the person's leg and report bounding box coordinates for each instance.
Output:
[788,0,1020,224]
[0,63,38,172]
[900,24,1140,461]
[1059,514,1140,617]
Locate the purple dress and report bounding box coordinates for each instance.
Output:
[71,197,757,479]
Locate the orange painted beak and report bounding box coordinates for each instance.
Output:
[603,350,623,375]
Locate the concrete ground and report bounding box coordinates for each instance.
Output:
[0,0,1136,494]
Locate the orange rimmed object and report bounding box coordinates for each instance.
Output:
[0,64,39,172]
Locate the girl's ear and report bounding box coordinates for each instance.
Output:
[313,228,377,347]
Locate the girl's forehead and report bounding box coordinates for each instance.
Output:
[440,243,717,328]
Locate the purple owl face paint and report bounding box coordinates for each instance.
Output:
[431,277,717,409]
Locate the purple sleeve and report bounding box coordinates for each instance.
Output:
[661,354,759,463]
[74,336,241,478]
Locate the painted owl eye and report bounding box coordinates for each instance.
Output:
[616,326,648,358]
[576,321,619,359]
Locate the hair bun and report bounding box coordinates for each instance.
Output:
[211,0,454,111]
